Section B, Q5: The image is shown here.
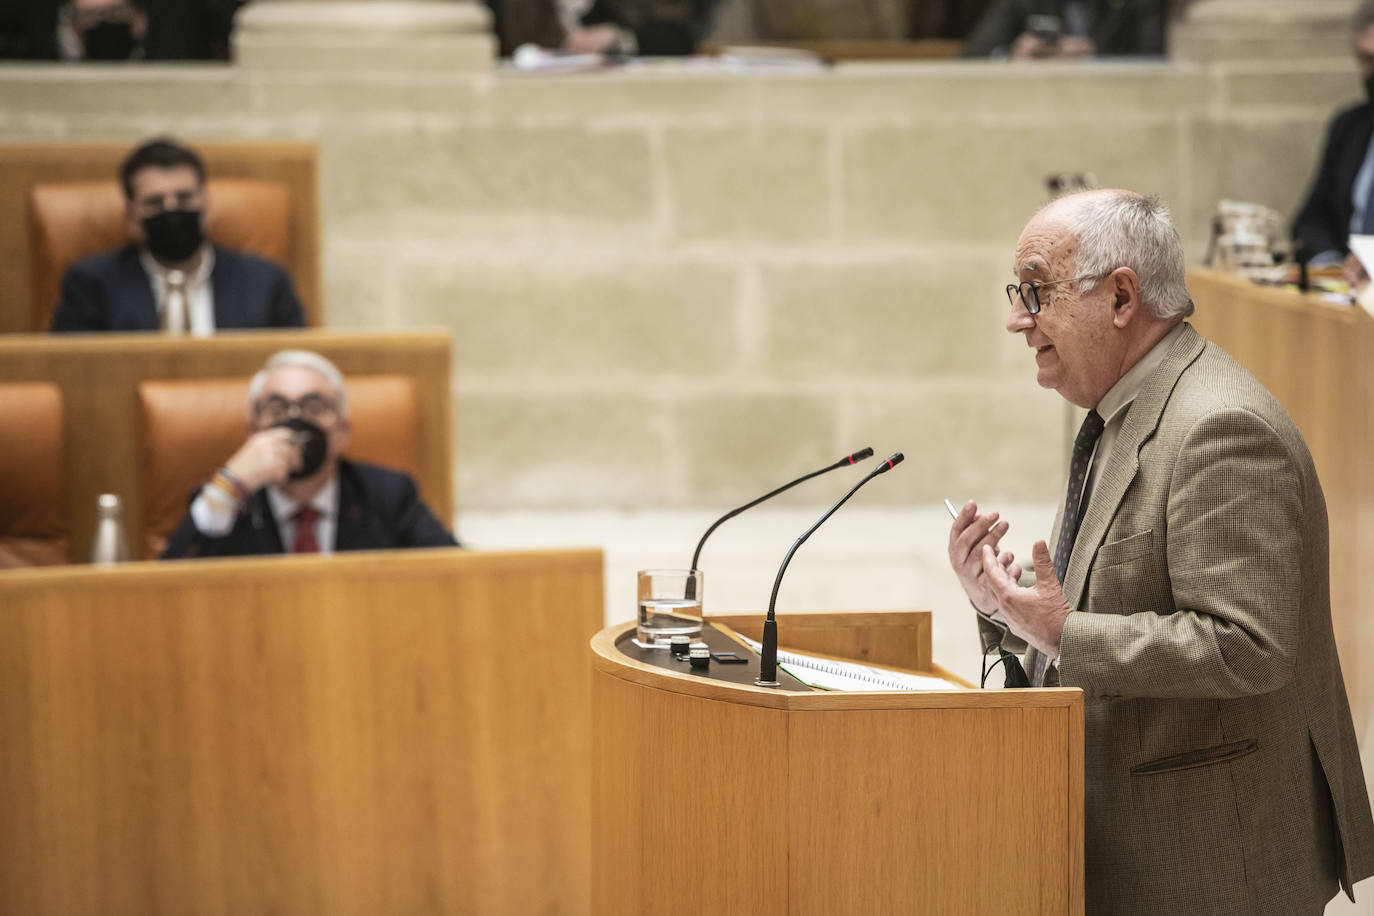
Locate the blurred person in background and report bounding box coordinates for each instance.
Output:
[57,0,148,60]
[1293,0,1374,287]
[50,137,305,334]
[163,350,459,559]
[960,0,1170,59]
[486,0,720,56]
[0,0,241,60]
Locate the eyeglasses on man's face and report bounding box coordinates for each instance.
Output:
[253,393,338,426]
[1006,271,1110,315]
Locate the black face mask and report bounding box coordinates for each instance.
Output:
[142,209,204,264]
[81,20,137,60]
[276,417,330,481]
[1364,73,1374,104]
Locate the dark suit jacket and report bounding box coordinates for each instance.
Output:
[1293,101,1374,260]
[49,243,305,333]
[161,459,457,559]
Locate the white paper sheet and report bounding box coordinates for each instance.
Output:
[736,635,964,692]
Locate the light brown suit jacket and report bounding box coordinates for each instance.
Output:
[1012,323,1373,914]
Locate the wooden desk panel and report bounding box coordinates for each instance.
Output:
[1188,269,1373,730]
[0,548,601,915]
[0,329,452,559]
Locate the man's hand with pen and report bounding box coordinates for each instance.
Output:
[945,498,1021,623]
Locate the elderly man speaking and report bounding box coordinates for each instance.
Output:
[947,190,1374,913]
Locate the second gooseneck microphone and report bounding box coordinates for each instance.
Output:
[684,448,875,599]
[756,452,905,687]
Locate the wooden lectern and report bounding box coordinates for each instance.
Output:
[591,613,1084,916]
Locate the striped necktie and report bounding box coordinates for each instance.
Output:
[292,505,320,554]
[1030,409,1105,686]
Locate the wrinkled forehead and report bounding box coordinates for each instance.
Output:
[257,366,338,404]
[1013,214,1078,278]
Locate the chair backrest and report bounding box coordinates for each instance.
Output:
[29,177,293,331]
[0,382,68,567]
[137,375,421,559]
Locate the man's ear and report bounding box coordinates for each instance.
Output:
[1109,267,1142,329]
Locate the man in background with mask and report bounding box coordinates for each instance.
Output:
[1293,0,1374,286]
[57,0,147,60]
[49,137,305,334]
[162,350,458,559]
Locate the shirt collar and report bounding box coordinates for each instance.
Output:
[265,474,338,525]
[139,243,215,287]
[1094,321,1186,423]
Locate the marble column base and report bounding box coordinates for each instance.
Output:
[234,1,494,72]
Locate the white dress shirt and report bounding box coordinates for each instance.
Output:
[190,475,339,554]
[140,245,216,337]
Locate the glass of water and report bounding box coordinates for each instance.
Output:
[636,569,703,645]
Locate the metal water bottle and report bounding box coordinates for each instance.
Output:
[91,493,131,565]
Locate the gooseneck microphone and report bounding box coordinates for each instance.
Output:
[756,452,904,687]
[684,448,874,599]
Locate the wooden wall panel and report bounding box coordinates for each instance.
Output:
[0,548,601,915]
[591,671,790,916]
[789,706,1075,915]
[0,329,452,558]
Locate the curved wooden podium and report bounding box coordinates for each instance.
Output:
[591,616,1084,916]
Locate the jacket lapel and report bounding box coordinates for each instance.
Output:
[332,461,371,551]
[210,246,236,329]
[246,490,286,553]
[120,245,160,330]
[1061,323,1206,608]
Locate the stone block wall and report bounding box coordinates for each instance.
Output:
[0,52,1358,513]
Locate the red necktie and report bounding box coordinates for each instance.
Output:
[292,505,320,554]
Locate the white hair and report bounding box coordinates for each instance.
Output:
[1065,192,1194,321]
[248,349,349,417]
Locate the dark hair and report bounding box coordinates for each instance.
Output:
[119,137,206,200]
[1356,0,1374,34]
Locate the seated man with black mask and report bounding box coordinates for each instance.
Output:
[49,137,305,334]
[162,350,458,559]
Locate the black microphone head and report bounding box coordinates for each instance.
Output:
[847,447,874,464]
[876,452,904,472]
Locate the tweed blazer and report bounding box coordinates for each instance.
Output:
[1027,323,1373,914]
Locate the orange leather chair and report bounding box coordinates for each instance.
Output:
[28,178,293,332]
[137,376,421,559]
[0,382,68,567]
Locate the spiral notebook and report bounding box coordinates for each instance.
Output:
[736,636,963,692]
